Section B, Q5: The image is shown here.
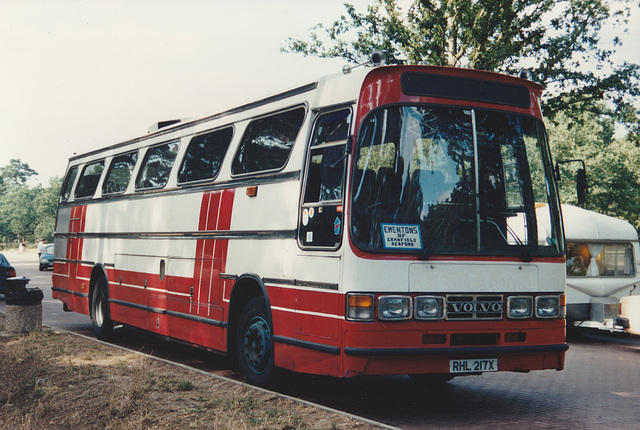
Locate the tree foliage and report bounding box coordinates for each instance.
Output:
[548,108,640,230]
[0,159,38,189]
[283,0,639,133]
[0,160,60,245]
[33,177,63,241]
[285,0,640,227]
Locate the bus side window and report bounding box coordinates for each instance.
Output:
[103,151,138,195]
[136,141,180,190]
[178,126,233,184]
[231,107,306,175]
[75,160,105,199]
[60,166,79,202]
[299,108,352,248]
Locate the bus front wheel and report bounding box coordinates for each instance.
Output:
[91,277,115,341]
[236,297,277,387]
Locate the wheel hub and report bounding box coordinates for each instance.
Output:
[243,316,272,374]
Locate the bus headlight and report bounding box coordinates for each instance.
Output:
[346,293,374,321]
[378,296,412,320]
[536,295,561,318]
[507,296,533,319]
[415,296,445,320]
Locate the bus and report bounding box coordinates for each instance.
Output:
[52,60,568,386]
[551,205,640,331]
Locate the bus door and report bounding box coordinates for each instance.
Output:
[296,108,352,342]
[299,108,351,248]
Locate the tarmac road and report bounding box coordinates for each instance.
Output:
[2,251,640,429]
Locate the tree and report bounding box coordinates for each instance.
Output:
[0,159,38,189]
[547,109,640,230]
[33,176,62,242]
[283,0,639,132]
[0,185,39,243]
[0,160,60,245]
[33,177,62,242]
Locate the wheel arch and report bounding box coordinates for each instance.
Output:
[227,274,271,360]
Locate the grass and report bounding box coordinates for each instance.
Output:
[0,314,379,429]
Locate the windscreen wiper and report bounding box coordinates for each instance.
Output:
[419,208,460,261]
[484,218,533,263]
[419,183,469,261]
[506,223,533,262]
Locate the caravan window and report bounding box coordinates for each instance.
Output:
[566,242,635,277]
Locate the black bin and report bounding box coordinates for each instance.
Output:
[5,277,43,306]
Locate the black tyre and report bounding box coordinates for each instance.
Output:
[236,297,277,387]
[91,277,115,341]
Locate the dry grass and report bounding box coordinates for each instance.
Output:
[0,314,380,430]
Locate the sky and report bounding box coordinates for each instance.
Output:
[1,0,639,187]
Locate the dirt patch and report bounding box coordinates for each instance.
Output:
[0,314,383,429]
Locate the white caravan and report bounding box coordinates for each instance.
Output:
[559,205,640,330]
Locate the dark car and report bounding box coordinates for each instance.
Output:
[39,244,54,271]
[0,253,17,295]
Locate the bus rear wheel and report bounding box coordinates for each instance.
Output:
[91,277,115,341]
[236,297,277,387]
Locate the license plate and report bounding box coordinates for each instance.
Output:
[449,358,498,373]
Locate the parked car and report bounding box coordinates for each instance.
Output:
[0,253,17,295]
[39,244,54,271]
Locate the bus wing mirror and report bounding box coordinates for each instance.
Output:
[555,159,588,205]
[577,168,588,205]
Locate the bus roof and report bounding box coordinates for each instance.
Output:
[66,64,542,165]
